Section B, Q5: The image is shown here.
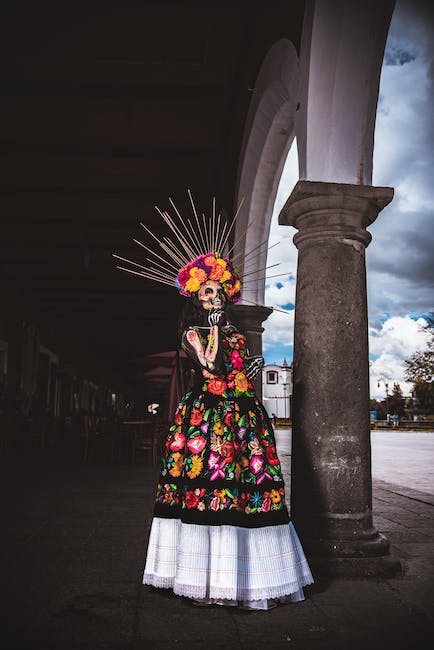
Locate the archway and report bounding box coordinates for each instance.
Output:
[233,39,299,307]
[234,0,399,574]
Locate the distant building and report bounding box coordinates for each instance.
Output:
[262,359,293,420]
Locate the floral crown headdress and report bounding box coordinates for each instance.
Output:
[176,253,241,301]
[113,191,245,303]
[113,191,285,307]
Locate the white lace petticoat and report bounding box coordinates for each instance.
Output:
[143,517,314,610]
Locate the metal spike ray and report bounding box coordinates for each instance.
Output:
[133,238,179,270]
[115,265,175,286]
[241,263,280,279]
[186,218,204,257]
[216,219,228,256]
[158,207,197,261]
[112,253,149,272]
[188,189,208,253]
[215,213,221,254]
[113,190,293,304]
[163,237,190,267]
[233,239,279,264]
[218,197,245,254]
[139,224,185,269]
[202,212,210,252]
[168,197,202,258]
[242,272,291,283]
[241,297,291,316]
[226,217,257,258]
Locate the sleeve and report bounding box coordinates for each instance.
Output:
[181,327,224,374]
[236,333,264,381]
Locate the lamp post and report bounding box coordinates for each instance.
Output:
[281,357,291,421]
[283,383,288,419]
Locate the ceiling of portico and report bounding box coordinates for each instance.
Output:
[0,1,305,386]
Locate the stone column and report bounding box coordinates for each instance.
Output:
[232,304,273,399]
[279,180,400,576]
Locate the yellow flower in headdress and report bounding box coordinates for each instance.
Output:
[185,277,201,293]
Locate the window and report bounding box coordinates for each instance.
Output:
[266,371,278,384]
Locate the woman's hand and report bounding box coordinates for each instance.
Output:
[207,309,224,327]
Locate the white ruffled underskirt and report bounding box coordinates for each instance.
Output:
[143,517,314,610]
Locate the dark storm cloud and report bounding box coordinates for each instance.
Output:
[369,0,434,325]
[384,46,416,66]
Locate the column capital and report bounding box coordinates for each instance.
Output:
[232,303,273,333]
[232,303,273,400]
[279,180,394,249]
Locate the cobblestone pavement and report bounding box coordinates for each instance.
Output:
[3,455,433,650]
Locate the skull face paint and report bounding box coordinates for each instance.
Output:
[197,280,226,311]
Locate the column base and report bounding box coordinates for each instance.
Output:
[302,528,389,557]
[309,554,402,578]
[302,530,402,577]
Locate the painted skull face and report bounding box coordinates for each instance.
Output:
[197,280,226,311]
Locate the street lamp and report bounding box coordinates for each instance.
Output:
[281,357,291,420]
[282,383,288,419]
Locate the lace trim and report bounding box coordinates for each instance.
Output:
[143,574,313,602]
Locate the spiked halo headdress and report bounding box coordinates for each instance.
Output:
[113,190,285,306]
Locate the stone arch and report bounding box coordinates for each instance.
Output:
[233,39,300,306]
[278,0,398,573]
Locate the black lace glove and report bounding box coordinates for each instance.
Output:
[207,310,225,327]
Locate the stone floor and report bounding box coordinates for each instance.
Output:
[2,457,433,650]
[370,430,434,495]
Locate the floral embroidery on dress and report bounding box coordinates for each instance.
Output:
[155,482,287,516]
[154,328,290,526]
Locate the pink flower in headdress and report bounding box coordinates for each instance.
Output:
[177,267,190,285]
[175,250,242,301]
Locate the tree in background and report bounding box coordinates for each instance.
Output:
[388,382,405,417]
[404,314,434,415]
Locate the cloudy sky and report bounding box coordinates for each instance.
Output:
[262,0,434,399]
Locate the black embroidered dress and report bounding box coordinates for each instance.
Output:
[143,324,314,608]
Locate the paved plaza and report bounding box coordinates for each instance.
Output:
[3,430,433,649]
[275,428,434,499]
[371,430,434,497]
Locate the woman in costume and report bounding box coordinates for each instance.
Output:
[115,196,314,610]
